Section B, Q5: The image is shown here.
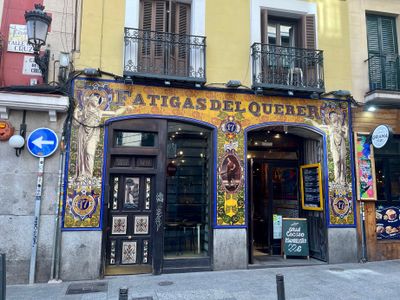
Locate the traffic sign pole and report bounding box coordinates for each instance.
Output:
[29,157,45,284]
[26,128,59,284]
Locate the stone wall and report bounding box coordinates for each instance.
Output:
[0,110,66,284]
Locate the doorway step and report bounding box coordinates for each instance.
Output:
[163,257,212,273]
[248,256,326,269]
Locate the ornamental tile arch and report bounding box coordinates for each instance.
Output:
[62,78,355,230]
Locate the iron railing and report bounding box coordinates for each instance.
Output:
[367,53,400,91]
[251,43,325,93]
[124,28,206,83]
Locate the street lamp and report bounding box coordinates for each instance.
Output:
[24,4,52,83]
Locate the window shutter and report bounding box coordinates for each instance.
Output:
[366,15,379,53]
[366,14,398,90]
[154,1,167,32]
[261,9,268,43]
[303,14,316,49]
[381,17,396,55]
[176,3,190,35]
[140,0,153,31]
[138,0,191,76]
[139,0,166,32]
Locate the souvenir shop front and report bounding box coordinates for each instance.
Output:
[60,78,358,279]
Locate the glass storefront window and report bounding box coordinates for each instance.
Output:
[373,136,400,240]
[114,131,156,147]
[164,122,211,258]
[375,136,400,202]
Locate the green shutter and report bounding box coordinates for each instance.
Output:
[366,15,379,54]
[366,14,399,90]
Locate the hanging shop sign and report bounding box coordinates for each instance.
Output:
[62,79,355,229]
[376,206,400,240]
[282,218,309,258]
[300,163,323,211]
[371,125,391,149]
[354,133,376,200]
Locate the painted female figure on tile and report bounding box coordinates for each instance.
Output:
[74,93,103,181]
[328,111,348,184]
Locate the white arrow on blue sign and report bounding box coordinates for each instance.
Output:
[27,127,59,158]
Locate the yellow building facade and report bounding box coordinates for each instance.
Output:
[60,0,359,278]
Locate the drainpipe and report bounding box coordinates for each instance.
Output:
[49,136,65,283]
[359,201,368,263]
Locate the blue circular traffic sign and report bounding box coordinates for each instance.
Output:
[27,128,59,158]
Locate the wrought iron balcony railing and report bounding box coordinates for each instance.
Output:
[251,43,325,93]
[367,53,400,91]
[124,28,206,83]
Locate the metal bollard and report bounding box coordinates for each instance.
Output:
[276,274,285,300]
[0,253,5,300]
[119,287,128,300]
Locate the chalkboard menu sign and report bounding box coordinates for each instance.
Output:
[300,163,323,211]
[282,218,309,258]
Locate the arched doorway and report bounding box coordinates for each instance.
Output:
[102,117,214,275]
[246,124,328,264]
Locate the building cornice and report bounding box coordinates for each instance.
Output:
[0,91,69,122]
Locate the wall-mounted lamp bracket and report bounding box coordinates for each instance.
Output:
[34,49,50,84]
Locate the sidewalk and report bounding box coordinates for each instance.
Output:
[6,260,400,300]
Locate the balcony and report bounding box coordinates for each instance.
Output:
[365,54,400,105]
[124,28,206,84]
[367,54,400,91]
[251,43,325,93]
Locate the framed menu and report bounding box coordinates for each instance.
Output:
[300,163,323,211]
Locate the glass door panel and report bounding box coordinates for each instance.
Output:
[164,122,211,258]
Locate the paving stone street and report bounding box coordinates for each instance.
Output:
[6,260,400,300]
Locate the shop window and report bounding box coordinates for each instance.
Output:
[164,122,211,258]
[114,131,157,147]
[375,136,400,240]
[375,136,400,202]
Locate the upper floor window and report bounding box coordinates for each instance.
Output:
[140,0,190,35]
[261,11,316,49]
[124,0,205,83]
[366,14,399,91]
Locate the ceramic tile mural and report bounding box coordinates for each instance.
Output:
[63,78,355,229]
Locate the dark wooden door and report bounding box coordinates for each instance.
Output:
[103,119,166,275]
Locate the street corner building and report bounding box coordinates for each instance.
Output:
[60,78,358,277]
